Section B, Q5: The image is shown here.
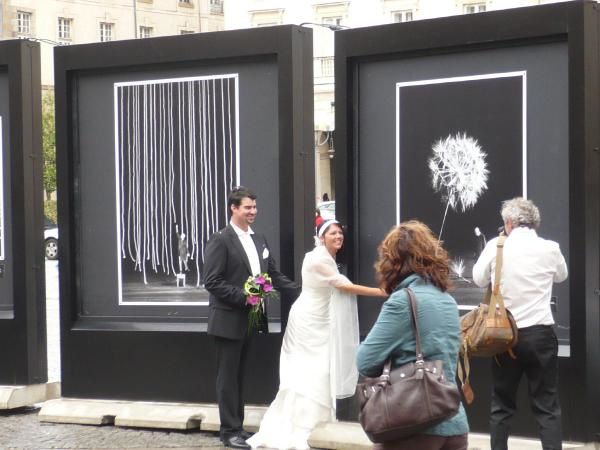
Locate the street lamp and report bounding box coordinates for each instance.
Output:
[299,22,349,31]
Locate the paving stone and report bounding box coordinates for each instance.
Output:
[0,407,224,449]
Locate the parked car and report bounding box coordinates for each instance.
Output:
[317,200,335,220]
[44,217,58,260]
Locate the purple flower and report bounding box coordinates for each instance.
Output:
[263,283,273,293]
[255,275,266,285]
[247,295,261,306]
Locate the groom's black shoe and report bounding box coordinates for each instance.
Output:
[239,430,254,440]
[223,435,250,449]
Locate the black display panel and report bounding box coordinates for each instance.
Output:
[55,26,314,403]
[0,40,46,385]
[0,70,12,318]
[335,2,600,442]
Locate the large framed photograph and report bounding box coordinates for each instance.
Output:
[396,72,525,310]
[114,74,239,305]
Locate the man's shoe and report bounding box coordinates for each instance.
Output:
[239,430,254,440]
[223,435,250,449]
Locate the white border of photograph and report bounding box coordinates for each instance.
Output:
[395,71,527,225]
[113,74,240,306]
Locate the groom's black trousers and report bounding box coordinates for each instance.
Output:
[214,335,252,439]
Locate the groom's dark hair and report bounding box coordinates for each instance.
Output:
[228,186,257,210]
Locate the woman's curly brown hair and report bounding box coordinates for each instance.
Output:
[374,220,451,294]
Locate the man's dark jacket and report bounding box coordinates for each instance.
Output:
[203,225,298,339]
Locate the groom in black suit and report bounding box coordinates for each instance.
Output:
[203,186,299,449]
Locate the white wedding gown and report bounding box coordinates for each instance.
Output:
[247,245,360,449]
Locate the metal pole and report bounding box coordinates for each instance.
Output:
[133,0,138,38]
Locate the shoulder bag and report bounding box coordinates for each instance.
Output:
[356,288,461,443]
[457,234,518,404]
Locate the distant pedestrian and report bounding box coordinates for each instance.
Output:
[315,208,324,229]
[473,197,568,450]
[322,193,330,202]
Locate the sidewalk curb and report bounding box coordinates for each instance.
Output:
[38,398,598,450]
[0,383,60,410]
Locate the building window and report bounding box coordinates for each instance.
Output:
[322,16,343,27]
[16,11,32,35]
[392,10,413,23]
[180,30,194,34]
[58,17,72,40]
[464,3,486,14]
[209,0,223,14]
[139,26,152,38]
[99,22,114,42]
[179,0,193,4]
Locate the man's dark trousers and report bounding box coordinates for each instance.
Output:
[490,325,562,450]
[214,335,251,440]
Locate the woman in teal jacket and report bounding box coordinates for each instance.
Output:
[356,221,469,450]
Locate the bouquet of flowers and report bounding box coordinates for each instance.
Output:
[244,273,276,333]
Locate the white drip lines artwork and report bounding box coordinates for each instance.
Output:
[114,74,239,305]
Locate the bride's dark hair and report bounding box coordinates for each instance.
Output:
[317,220,343,237]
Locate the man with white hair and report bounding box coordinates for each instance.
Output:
[473,197,568,450]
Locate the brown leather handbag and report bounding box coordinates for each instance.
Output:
[356,288,461,443]
[458,234,518,404]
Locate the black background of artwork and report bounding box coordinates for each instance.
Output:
[335,2,600,442]
[55,26,314,404]
[399,76,523,307]
[75,62,275,319]
[117,78,238,300]
[0,40,46,385]
[354,44,569,342]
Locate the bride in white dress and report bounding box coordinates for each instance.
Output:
[247,220,385,449]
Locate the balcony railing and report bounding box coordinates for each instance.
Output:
[314,56,334,77]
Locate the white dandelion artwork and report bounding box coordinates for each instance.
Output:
[114,74,239,303]
[428,132,489,241]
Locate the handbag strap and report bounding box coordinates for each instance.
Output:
[487,234,509,320]
[379,287,423,382]
[404,288,424,361]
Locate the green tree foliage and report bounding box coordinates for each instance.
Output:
[42,90,56,201]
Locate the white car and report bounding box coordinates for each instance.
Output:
[317,200,335,220]
[44,218,59,260]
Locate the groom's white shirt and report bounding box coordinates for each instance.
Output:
[230,221,261,277]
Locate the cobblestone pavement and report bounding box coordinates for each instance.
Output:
[0,407,225,450]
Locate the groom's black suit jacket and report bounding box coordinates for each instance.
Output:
[204,225,299,340]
